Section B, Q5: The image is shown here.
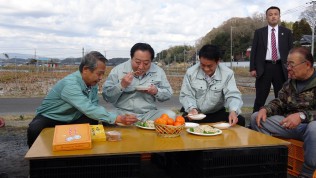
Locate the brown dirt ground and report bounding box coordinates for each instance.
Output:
[0,126,29,178]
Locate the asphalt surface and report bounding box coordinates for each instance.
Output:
[0,94,274,115]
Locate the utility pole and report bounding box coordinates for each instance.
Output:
[195,47,198,63]
[312,1,315,56]
[308,1,316,56]
[35,49,38,73]
[183,49,185,63]
[230,26,234,68]
[2,53,9,70]
[81,47,85,66]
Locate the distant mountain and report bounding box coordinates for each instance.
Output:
[107,58,129,66]
[61,57,82,65]
[0,53,37,60]
[0,52,75,60]
[0,53,129,66]
[60,57,129,66]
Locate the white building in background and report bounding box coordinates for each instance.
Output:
[37,57,60,68]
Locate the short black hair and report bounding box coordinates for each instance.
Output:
[79,51,107,72]
[266,6,280,15]
[130,43,155,61]
[198,44,221,62]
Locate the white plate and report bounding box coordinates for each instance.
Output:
[187,114,206,120]
[135,86,149,91]
[185,122,199,128]
[117,123,129,126]
[135,125,155,130]
[186,128,222,136]
[212,123,231,130]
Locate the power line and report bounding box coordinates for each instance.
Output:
[283,5,306,14]
[282,4,309,16]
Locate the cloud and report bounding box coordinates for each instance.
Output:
[0,0,311,59]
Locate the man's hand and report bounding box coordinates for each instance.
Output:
[143,84,158,95]
[250,70,257,77]
[256,108,267,128]
[187,108,199,121]
[279,113,302,129]
[121,72,134,88]
[188,108,199,115]
[115,114,138,125]
[228,111,238,126]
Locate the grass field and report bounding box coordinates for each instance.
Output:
[1,64,254,125]
[0,64,251,96]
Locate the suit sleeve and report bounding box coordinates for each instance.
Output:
[250,30,259,72]
[287,29,293,50]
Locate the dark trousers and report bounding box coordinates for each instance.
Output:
[27,114,98,148]
[253,62,285,112]
[181,107,245,126]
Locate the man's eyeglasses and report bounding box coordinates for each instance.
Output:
[284,61,306,69]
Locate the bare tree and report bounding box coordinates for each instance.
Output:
[300,5,316,27]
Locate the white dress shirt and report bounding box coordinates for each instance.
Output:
[266,25,280,60]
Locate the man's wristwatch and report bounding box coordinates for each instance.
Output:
[299,112,306,121]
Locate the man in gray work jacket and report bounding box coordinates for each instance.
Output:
[102,43,176,121]
[180,44,245,126]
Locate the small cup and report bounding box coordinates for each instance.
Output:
[105,131,122,141]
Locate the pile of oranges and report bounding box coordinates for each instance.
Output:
[154,114,185,137]
[154,114,185,126]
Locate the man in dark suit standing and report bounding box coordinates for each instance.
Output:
[250,6,293,113]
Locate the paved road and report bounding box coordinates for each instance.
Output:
[0,94,274,115]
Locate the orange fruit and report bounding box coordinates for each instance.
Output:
[159,119,167,125]
[160,113,169,120]
[155,118,167,125]
[167,118,174,125]
[154,117,159,123]
[175,116,185,124]
[173,121,183,126]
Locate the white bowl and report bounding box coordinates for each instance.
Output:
[213,123,231,129]
[135,86,149,91]
[116,123,128,126]
[187,114,206,120]
[185,122,199,128]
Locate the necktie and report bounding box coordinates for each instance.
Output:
[271,28,278,61]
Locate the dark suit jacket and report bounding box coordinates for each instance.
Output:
[249,26,293,79]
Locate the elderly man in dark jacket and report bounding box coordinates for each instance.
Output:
[251,47,316,178]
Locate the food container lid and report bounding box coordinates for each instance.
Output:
[105,130,122,141]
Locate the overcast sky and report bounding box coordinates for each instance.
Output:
[0,0,311,59]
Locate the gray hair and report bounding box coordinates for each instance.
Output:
[79,51,107,72]
[289,47,314,67]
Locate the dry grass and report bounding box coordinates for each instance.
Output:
[233,67,250,77]
[2,114,34,128]
[0,65,254,127]
[0,65,253,96]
